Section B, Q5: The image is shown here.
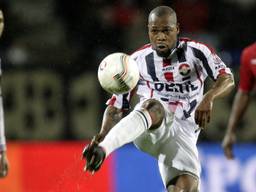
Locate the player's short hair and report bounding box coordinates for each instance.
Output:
[148,6,177,24]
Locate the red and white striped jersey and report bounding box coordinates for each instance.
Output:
[107,38,232,122]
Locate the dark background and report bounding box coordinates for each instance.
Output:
[0,0,256,142]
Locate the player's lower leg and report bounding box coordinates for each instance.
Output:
[99,99,165,156]
[99,109,152,156]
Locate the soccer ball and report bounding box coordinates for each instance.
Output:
[98,52,139,94]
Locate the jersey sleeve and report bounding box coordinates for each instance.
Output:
[238,48,255,92]
[206,52,232,80]
[106,92,132,110]
[193,43,232,81]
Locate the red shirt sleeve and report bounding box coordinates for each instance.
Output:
[238,48,255,92]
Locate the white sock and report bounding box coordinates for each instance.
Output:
[99,109,152,156]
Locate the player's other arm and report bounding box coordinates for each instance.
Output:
[94,105,124,143]
[195,74,235,128]
[222,46,254,159]
[82,105,123,172]
[204,73,235,99]
[222,90,249,159]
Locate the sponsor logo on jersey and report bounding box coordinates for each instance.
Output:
[178,63,191,76]
[154,81,198,93]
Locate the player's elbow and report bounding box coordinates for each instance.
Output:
[224,74,235,93]
[228,74,235,90]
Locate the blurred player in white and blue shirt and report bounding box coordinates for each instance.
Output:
[0,9,9,178]
[82,6,234,191]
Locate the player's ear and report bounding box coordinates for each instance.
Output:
[176,23,180,35]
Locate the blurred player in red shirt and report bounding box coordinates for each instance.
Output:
[0,9,9,178]
[222,42,256,159]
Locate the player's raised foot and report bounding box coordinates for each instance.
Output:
[82,143,106,173]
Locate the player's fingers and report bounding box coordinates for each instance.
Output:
[223,142,234,159]
[202,111,210,128]
[195,110,201,126]
[194,110,199,125]
[203,111,209,128]
[224,147,234,160]
[197,111,203,127]
[208,110,211,123]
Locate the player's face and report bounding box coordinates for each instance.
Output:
[148,14,179,58]
[0,10,4,38]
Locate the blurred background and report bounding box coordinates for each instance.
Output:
[0,0,255,192]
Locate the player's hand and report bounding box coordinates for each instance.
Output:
[82,140,106,173]
[222,131,236,160]
[0,150,9,178]
[195,95,213,129]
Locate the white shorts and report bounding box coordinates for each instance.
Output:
[133,100,201,187]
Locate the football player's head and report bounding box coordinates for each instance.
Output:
[0,10,4,38]
[148,6,179,58]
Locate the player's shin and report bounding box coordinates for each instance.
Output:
[99,109,152,156]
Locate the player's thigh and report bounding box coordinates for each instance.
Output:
[140,98,165,129]
[167,174,199,192]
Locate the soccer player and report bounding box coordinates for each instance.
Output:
[222,42,256,160]
[0,9,9,178]
[83,6,234,191]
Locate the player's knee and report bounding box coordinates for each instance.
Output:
[141,99,164,130]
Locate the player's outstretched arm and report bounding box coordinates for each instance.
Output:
[222,90,249,159]
[195,74,235,128]
[82,105,124,173]
[96,105,124,143]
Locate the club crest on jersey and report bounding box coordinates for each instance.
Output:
[178,63,190,76]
